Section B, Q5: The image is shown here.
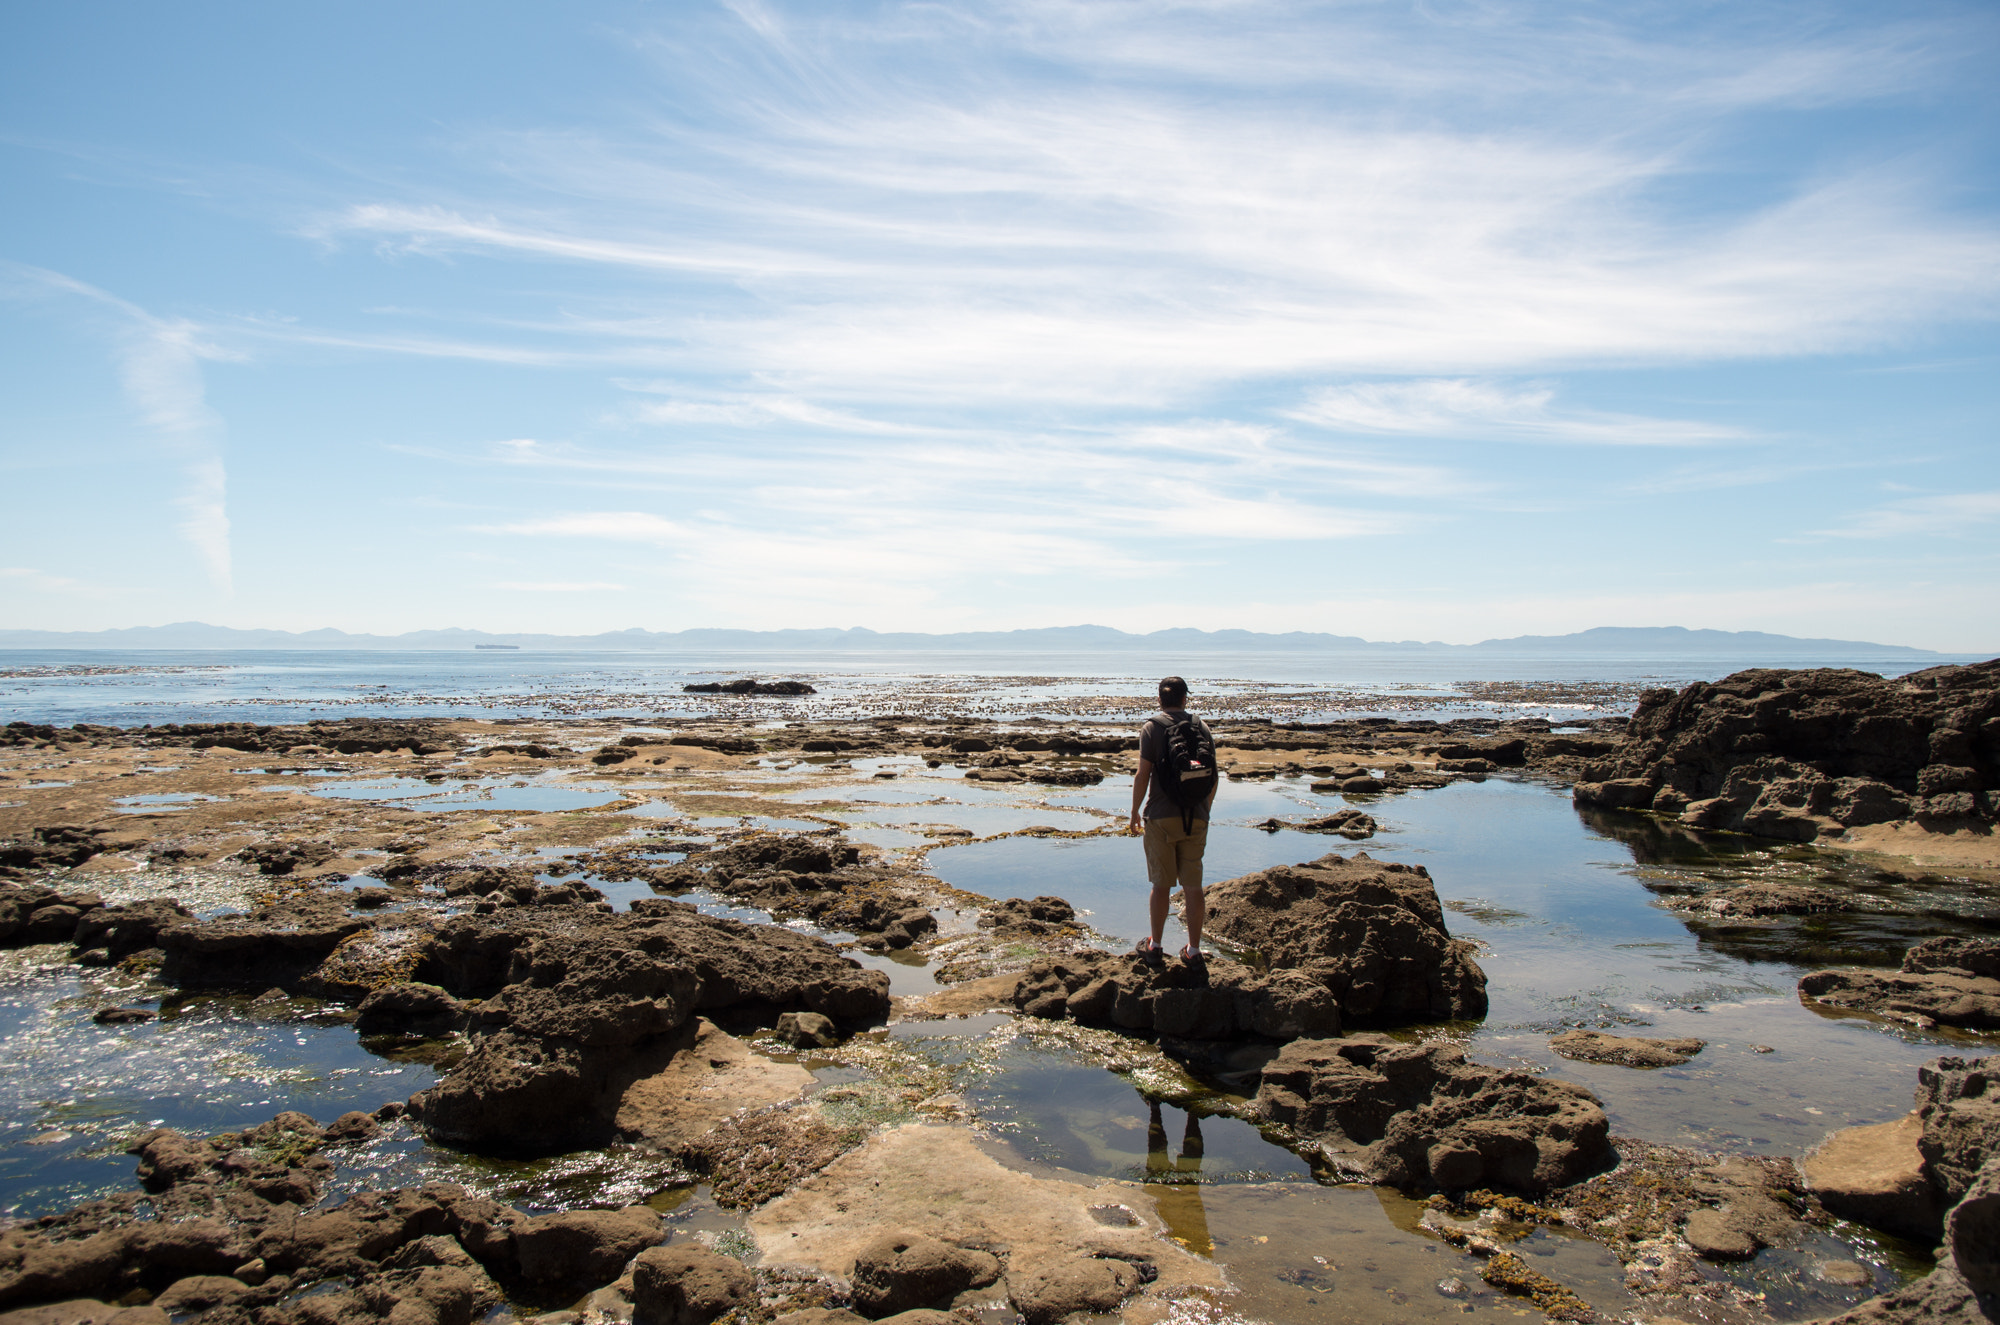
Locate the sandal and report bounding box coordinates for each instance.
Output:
[1134,937,1164,964]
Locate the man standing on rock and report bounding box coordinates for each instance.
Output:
[1129,676,1219,963]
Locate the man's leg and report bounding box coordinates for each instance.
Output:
[1180,818,1209,952]
[1143,817,1174,952]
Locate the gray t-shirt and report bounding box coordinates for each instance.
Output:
[1140,710,1214,821]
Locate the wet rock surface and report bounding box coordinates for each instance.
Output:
[1256,1035,1615,1194]
[1203,851,1488,1023]
[1801,937,2000,1030]
[1550,1029,1706,1068]
[1576,659,2000,842]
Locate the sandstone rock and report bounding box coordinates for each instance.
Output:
[0,1304,167,1325]
[610,1019,814,1150]
[748,1126,1221,1310]
[1916,1056,2000,1210]
[848,1233,999,1316]
[977,896,1076,937]
[631,1245,753,1325]
[1681,1208,1757,1260]
[1803,1112,1942,1242]
[1204,852,1487,1023]
[1801,942,2000,1031]
[69,899,191,961]
[1006,1251,1146,1324]
[513,1207,663,1289]
[0,827,108,881]
[159,895,373,992]
[1671,884,1851,918]
[1010,949,1338,1042]
[148,1276,248,1314]
[412,907,884,1153]
[1575,660,2000,842]
[1947,1163,2000,1298]
[1256,1037,1613,1194]
[1549,1029,1705,1068]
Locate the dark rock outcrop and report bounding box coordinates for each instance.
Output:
[139,718,457,756]
[1256,1036,1614,1195]
[1203,853,1487,1023]
[1574,659,2000,841]
[70,898,191,965]
[682,679,815,696]
[408,904,888,1153]
[1011,949,1340,1042]
[158,896,373,992]
[1800,938,2000,1031]
[0,828,109,881]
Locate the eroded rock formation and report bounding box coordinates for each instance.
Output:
[1574,659,2000,842]
[1203,852,1488,1023]
[1256,1036,1614,1195]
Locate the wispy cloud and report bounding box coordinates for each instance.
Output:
[494,580,628,592]
[299,5,2000,410]
[481,512,686,543]
[0,567,127,597]
[1287,380,1752,447]
[0,265,235,592]
[1815,490,2000,539]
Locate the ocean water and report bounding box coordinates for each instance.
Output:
[0,647,1977,727]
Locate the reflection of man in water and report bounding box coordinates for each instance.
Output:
[1145,1100,1213,1256]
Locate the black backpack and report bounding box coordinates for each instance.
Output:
[1154,711,1217,831]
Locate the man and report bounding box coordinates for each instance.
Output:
[1128,675,1218,963]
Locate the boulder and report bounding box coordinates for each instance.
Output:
[775,1011,839,1049]
[355,983,468,1037]
[1006,1251,1146,1325]
[1549,1029,1705,1069]
[1803,1112,1943,1243]
[631,1245,753,1325]
[513,1207,663,1289]
[1256,1036,1614,1194]
[1011,949,1338,1042]
[1203,853,1487,1023]
[848,1233,999,1316]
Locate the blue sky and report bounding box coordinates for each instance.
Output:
[3,0,1997,649]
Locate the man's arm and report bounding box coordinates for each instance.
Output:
[1130,757,1152,834]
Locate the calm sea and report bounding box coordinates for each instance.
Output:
[0,648,1981,727]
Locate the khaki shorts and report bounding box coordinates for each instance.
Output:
[1143,816,1209,891]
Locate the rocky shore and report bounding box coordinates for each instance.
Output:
[1573,659,2000,862]
[0,673,1996,1325]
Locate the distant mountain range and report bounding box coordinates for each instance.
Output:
[0,621,1965,657]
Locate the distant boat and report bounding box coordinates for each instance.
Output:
[474,644,520,650]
